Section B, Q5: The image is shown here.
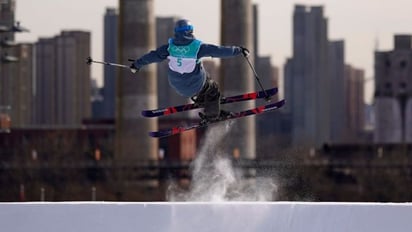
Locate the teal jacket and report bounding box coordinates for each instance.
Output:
[133,32,242,97]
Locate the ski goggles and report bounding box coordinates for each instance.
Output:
[175,25,193,33]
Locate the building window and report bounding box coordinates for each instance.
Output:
[385,82,392,90]
[400,60,407,69]
[400,82,407,89]
[385,60,391,68]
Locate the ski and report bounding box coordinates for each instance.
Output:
[149,99,285,138]
[142,87,278,118]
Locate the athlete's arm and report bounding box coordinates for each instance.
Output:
[132,44,169,68]
[197,44,242,58]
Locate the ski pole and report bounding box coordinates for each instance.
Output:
[86,56,138,73]
[242,52,271,102]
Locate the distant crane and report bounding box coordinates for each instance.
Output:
[0,37,17,48]
[0,21,29,33]
[1,53,18,63]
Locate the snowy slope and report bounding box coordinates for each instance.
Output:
[1,202,412,232]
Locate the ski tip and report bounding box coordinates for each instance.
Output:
[142,110,162,117]
[141,111,153,117]
[264,99,285,111]
[149,131,169,138]
[276,99,286,107]
[268,87,278,95]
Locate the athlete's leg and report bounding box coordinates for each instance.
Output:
[195,77,221,121]
[203,78,221,120]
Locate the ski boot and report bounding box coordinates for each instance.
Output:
[218,110,234,119]
[198,110,234,125]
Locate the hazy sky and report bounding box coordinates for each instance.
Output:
[14,0,412,102]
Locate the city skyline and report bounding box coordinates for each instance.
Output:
[13,0,412,103]
[2,0,412,204]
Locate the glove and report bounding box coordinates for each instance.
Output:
[239,46,250,57]
[129,62,139,74]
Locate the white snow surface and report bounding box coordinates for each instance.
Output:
[3,121,412,232]
[1,201,412,232]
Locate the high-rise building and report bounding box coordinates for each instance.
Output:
[91,78,104,119]
[344,65,365,142]
[1,0,33,129]
[256,56,281,139]
[34,31,91,126]
[0,0,15,111]
[252,4,259,65]
[221,0,255,158]
[34,38,55,125]
[0,0,14,40]
[284,5,330,147]
[117,0,158,161]
[328,40,346,143]
[257,56,279,94]
[374,34,412,143]
[10,43,34,127]
[102,7,118,119]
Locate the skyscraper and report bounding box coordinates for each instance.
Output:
[344,65,365,142]
[34,31,91,126]
[0,0,15,113]
[285,5,330,147]
[374,35,412,143]
[328,40,346,143]
[117,0,158,161]
[34,38,56,125]
[1,0,33,129]
[10,43,34,127]
[257,56,279,94]
[252,4,259,66]
[256,56,281,139]
[0,0,14,40]
[102,7,118,119]
[221,0,255,158]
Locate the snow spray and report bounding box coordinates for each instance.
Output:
[167,122,278,201]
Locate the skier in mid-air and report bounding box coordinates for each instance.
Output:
[130,19,249,122]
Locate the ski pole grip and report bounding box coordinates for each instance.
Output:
[240,46,250,57]
[86,56,92,65]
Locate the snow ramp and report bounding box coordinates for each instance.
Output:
[1,202,411,232]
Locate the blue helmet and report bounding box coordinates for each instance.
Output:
[174,19,193,33]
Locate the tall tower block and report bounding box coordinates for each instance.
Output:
[0,0,15,114]
[285,5,330,147]
[374,35,412,143]
[117,0,158,161]
[221,0,256,159]
[103,8,118,119]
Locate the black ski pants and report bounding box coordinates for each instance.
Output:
[194,76,221,119]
